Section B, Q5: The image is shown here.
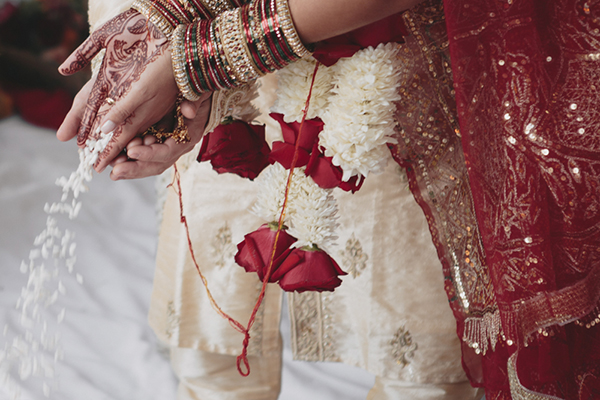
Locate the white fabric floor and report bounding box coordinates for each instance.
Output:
[0,116,375,400]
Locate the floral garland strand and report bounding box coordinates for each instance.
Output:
[270,57,335,123]
[182,13,406,378]
[319,42,402,181]
[201,43,404,294]
[0,132,113,399]
[252,162,339,251]
[241,44,403,288]
[236,62,346,294]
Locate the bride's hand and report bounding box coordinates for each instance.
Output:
[57,9,178,172]
[108,92,212,180]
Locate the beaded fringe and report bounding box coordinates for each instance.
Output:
[462,309,502,355]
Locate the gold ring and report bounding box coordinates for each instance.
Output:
[105,97,116,106]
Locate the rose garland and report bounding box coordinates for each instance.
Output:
[200,43,403,293]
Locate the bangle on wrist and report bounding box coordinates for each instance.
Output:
[172,24,203,100]
[174,0,310,98]
[133,0,254,40]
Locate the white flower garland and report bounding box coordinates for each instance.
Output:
[253,42,402,251]
[270,57,335,123]
[320,43,402,181]
[252,163,338,250]
[285,170,338,250]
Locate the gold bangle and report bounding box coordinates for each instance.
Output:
[195,0,232,18]
[217,9,263,84]
[132,0,176,39]
[172,24,202,100]
[209,20,237,88]
[275,0,310,58]
[248,0,277,72]
[160,0,192,24]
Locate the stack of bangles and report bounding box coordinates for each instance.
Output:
[132,0,249,38]
[134,0,310,101]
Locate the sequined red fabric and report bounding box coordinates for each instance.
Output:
[442,0,600,397]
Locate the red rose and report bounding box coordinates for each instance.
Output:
[305,142,365,193]
[273,248,347,292]
[268,113,324,169]
[313,13,408,67]
[234,224,297,282]
[198,120,270,180]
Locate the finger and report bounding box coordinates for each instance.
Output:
[143,135,158,145]
[180,100,200,119]
[180,92,212,119]
[76,79,110,146]
[126,137,144,150]
[95,89,177,172]
[126,141,175,163]
[58,34,102,76]
[109,153,129,167]
[57,79,93,142]
[96,84,147,139]
[185,102,212,137]
[110,160,170,180]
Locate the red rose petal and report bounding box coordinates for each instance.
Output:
[198,120,270,180]
[277,249,346,292]
[234,224,297,282]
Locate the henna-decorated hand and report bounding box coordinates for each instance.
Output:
[57,9,178,172]
[109,92,212,180]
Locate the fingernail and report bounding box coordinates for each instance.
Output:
[128,151,139,159]
[100,120,117,133]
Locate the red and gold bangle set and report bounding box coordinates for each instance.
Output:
[133,0,245,34]
[133,0,310,100]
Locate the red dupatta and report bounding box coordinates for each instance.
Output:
[441,0,600,397]
[388,0,600,398]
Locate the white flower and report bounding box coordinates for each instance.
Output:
[252,164,338,249]
[271,57,336,122]
[319,43,403,180]
[286,175,338,250]
[252,163,293,223]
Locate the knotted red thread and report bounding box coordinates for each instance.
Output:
[173,61,321,376]
[171,166,248,338]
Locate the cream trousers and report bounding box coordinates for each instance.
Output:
[171,347,483,400]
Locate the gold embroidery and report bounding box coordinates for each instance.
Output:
[211,222,235,268]
[165,301,180,340]
[393,3,500,353]
[390,326,418,367]
[340,234,368,278]
[321,292,340,362]
[289,292,323,360]
[507,353,565,400]
[204,82,260,135]
[463,309,502,355]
